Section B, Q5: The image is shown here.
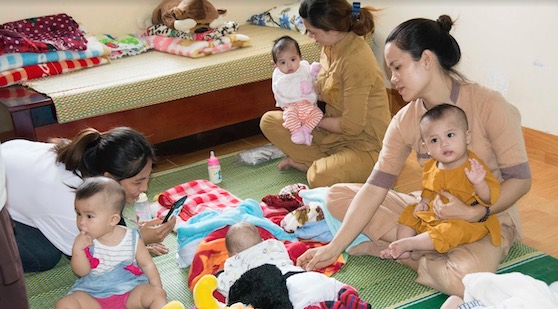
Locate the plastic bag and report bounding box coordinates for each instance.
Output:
[237,144,284,166]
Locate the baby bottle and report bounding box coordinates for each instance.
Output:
[207,150,222,184]
[134,192,152,223]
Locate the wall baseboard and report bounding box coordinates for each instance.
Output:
[523,127,558,167]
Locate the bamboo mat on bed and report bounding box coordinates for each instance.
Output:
[24,153,558,308]
[22,25,321,124]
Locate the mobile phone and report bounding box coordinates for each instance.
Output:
[162,195,187,223]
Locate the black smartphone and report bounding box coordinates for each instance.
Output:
[162,195,187,223]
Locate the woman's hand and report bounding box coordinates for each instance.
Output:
[139,216,176,253]
[145,242,169,256]
[296,244,340,271]
[433,190,484,222]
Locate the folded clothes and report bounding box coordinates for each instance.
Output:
[0,13,87,54]
[2,56,109,88]
[95,34,151,59]
[0,36,110,71]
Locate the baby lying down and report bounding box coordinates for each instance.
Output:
[217,222,371,309]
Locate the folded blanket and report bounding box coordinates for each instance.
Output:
[145,21,239,41]
[0,13,87,54]
[95,34,151,59]
[0,37,110,71]
[2,56,109,88]
[145,33,251,58]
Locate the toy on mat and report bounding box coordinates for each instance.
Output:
[193,274,250,309]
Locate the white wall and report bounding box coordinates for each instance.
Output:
[364,1,558,135]
[1,1,557,135]
[0,0,289,36]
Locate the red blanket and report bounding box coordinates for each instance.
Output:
[1,57,108,88]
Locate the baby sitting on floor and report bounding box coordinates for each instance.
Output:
[217,221,371,309]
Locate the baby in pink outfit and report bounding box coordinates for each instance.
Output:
[271,35,323,146]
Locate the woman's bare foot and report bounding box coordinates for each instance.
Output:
[348,241,385,256]
[277,156,308,172]
[379,248,394,259]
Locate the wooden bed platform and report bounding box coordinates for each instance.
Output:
[0,80,275,144]
[0,25,321,144]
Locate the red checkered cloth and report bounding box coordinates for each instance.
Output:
[156,179,242,223]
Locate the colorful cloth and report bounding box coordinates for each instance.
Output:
[1,56,109,88]
[0,36,109,71]
[155,179,241,223]
[188,226,345,294]
[299,187,371,250]
[145,21,239,41]
[95,34,150,59]
[186,226,277,292]
[144,33,251,59]
[316,286,372,309]
[0,13,87,54]
[176,198,296,250]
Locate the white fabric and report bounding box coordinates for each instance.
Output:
[272,60,318,108]
[0,146,5,211]
[2,139,83,255]
[462,272,558,308]
[91,227,136,275]
[217,239,344,309]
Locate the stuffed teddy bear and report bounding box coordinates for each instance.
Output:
[227,264,293,308]
[151,0,226,33]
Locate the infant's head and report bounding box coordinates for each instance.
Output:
[225,221,263,256]
[74,176,126,238]
[272,35,302,74]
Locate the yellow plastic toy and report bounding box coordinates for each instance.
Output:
[193,274,251,309]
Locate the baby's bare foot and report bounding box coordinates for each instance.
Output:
[389,239,412,259]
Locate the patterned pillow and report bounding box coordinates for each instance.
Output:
[247,2,306,34]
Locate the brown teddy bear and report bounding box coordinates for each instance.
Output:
[151,0,227,33]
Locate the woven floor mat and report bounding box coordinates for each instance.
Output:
[24,152,558,308]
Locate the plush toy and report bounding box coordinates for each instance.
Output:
[228,264,293,308]
[151,0,227,33]
[193,274,251,309]
[280,202,325,233]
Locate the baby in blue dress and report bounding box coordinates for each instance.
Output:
[55,176,183,309]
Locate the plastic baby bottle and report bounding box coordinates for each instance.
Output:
[207,150,222,184]
[134,192,152,223]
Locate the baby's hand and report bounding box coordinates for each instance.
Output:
[74,231,92,251]
[310,62,321,77]
[464,158,486,185]
[413,201,429,217]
